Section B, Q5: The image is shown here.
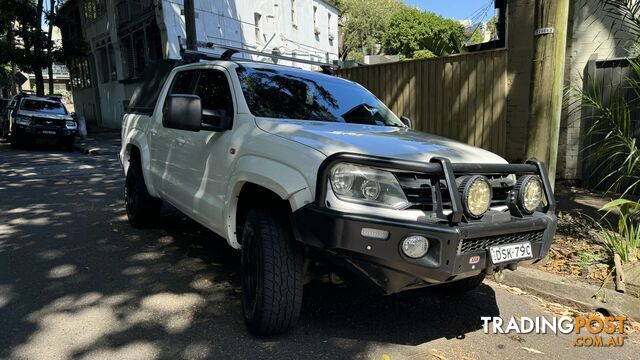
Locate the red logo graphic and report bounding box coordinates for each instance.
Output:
[469,255,480,265]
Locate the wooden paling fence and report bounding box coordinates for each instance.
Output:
[337,49,508,156]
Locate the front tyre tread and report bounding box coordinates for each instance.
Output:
[242,208,303,336]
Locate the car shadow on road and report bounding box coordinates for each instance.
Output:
[153,206,501,347]
[0,150,500,359]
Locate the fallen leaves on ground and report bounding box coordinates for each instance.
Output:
[539,211,610,283]
[522,347,544,354]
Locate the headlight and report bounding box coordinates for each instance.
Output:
[329,163,409,209]
[15,116,32,126]
[459,175,492,219]
[516,175,543,214]
[66,120,77,129]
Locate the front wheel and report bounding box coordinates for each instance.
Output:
[241,208,304,336]
[125,158,162,228]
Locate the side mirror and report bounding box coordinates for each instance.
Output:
[200,109,232,132]
[163,94,202,132]
[400,116,412,129]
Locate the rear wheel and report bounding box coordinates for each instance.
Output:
[441,273,486,294]
[125,157,162,228]
[241,208,304,336]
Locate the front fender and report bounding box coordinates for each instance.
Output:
[121,129,159,198]
[224,155,315,248]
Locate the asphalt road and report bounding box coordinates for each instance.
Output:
[0,142,638,360]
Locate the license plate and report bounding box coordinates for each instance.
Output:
[489,242,532,264]
[42,130,56,135]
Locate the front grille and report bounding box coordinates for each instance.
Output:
[458,230,545,254]
[34,117,65,128]
[394,171,513,212]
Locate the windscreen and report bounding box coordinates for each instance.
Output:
[236,66,404,127]
[20,99,67,114]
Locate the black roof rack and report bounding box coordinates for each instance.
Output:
[178,38,340,75]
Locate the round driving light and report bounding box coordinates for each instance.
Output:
[401,235,430,259]
[361,179,381,200]
[516,175,543,214]
[459,175,492,219]
[330,163,355,195]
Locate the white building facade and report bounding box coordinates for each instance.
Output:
[59,0,339,128]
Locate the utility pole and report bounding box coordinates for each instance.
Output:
[184,0,198,51]
[526,0,570,188]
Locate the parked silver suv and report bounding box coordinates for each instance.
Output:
[3,93,78,149]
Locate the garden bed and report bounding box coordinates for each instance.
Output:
[531,184,640,298]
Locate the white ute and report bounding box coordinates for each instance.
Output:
[120,50,557,336]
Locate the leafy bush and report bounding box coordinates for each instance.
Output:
[596,199,640,263]
[412,49,436,59]
[566,60,640,195]
[566,0,640,265]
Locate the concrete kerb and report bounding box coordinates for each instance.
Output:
[498,266,640,321]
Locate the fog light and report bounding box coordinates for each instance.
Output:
[401,235,429,258]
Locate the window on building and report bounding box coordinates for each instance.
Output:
[254,13,262,42]
[83,0,106,22]
[194,70,234,125]
[69,57,91,90]
[291,0,297,28]
[328,13,333,45]
[313,6,318,27]
[120,20,163,79]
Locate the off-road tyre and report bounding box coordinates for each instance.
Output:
[241,208,304,336]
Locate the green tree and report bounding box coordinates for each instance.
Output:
[334,0,407,60]
[465,26,485,46]
[0,0,51,96]
[382,8,466,58]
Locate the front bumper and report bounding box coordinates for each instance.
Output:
[292,206,556,294]
[13,124,78,139]
[292,153,558,294]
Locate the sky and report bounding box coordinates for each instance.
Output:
[406,0,497,22]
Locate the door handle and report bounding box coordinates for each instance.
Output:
[149,129,158,136]
[176,137,187,146]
